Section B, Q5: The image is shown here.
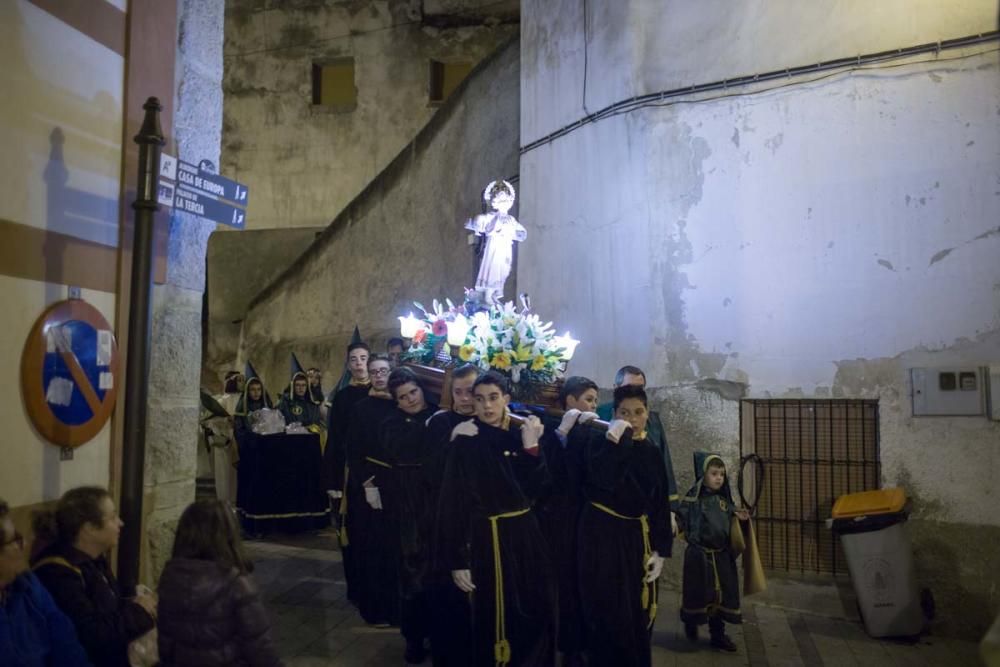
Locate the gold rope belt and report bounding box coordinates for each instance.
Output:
[488,507,531,666]
[338,466,350,546]
[364,456,393,468]
[590,501,658,629]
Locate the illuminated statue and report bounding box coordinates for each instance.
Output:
[465,179,526,303]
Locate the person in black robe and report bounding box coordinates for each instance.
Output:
[597,365,680,529]
[340,355,397,615]
[435,371,556,667]
[534,376,600,666]
[277,371,322,429]
[678,452,746,652]
[578,385,672,667]
[424,364,480,667]
[322,342,372,495]
[364,368,438,663]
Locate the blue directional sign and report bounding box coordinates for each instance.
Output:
[175,160,249,206]
[175,186,246,229]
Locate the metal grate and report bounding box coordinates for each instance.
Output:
[739,400,880,575]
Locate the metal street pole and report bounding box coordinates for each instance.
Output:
[117,97,164,594]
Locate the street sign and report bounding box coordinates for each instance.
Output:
[21,299,120,447]
[158,153,248,228]
[174,186,246,229]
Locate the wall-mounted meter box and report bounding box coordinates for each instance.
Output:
[910,367,986,416]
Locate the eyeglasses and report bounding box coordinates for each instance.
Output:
[370,368,391,376]
[1,532,24,550]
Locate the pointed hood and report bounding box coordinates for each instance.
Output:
[285,352,319,403]
[236,359,273,416]
[335,325,364,392]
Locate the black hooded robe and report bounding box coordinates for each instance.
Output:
[341,392,397,612]
[435,419,556,667]
[373,404,439,645]
[677,452,742,629]
[578,429,672,667]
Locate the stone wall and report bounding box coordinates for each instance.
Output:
[222,0,517,230]
[141,0,225,583]
[203,226,323,389]
[236,36,519,395]
[520,0,1000,638]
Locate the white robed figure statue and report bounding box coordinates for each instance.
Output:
[465,179,526,303]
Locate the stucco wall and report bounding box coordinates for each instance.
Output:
[237,36,519,393]
[520,0,1000,638]
[203,226,323,389]
[222,0,517,230]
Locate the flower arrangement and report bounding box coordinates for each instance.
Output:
[400,297,577,398]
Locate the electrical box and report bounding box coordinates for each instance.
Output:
[989,365,1000,421]
[910,367,986,416]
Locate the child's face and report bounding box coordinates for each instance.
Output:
[705,466,726,491]
[614,397,648,435]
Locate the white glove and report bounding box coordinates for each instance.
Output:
[364,486,383,510]
[606,419,631,444]
[645,552,665,583]
[671,511,678,536]
[578,411,599,425]
[327,489,343,500]
[451,419,479,441]
[556,409,582,436]
[520,415,544,450]
[452,569,476,593]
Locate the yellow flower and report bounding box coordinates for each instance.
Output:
[491,351,512,370]
[531,355,547,371]
[459,344,476,361]
[514,343,533,362]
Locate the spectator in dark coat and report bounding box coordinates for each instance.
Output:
[31,487,156,667]
[0,498,91,666]
[157,499,284,667]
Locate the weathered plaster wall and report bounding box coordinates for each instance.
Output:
[237,37,519,395]
[203,226,323,389]
[520,0,1000,638]
[141,0,225,583]
[222,0,517,230]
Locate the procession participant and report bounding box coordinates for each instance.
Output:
[597,365,680,526]
[307,367,325,404]
[32,487,157,667]
[578,385,671,667]
[436,372,556,667]
[365,368,439,663]
[322,342,371,496]
[206,370,244,504]
[277,356,322,430]
[387,338,405,369]
[233,361,272,440]
[424,364,479,666]
[340,356,397,614]
[536,376,599,666]
[677,453,746,653]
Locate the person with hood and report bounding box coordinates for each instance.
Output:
[233,361,273,440]
[339,355,397,615]
[677,452,748,652]
[0,498,91,666]
[577,384,671,667]
[31,487,156,667]
[323,340,372,497]
[157,499,283,667]
[277,354,322,430]
[365,368,439,663]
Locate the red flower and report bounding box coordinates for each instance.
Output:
[413,329,428,344]
[432,319,448,336]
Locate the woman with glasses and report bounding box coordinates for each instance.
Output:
[0,498,91,666]
[31,487,156,667]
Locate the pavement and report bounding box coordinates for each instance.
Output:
[244,531,984,666]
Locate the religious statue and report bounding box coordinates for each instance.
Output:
[465,179,526,304]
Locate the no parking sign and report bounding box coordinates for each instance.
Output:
[21,299,120,447]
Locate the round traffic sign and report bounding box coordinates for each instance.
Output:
[21,299,120,447]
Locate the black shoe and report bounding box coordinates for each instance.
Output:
[404,640,427,664]
[684,623,698,642]
[710,633,738,652]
